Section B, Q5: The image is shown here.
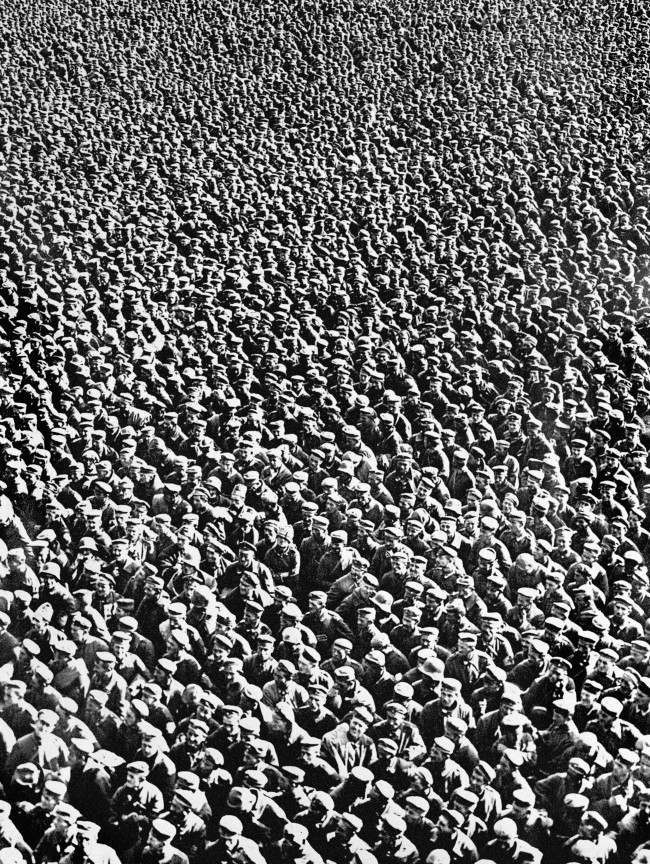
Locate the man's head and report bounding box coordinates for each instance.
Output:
[146,818,177,853]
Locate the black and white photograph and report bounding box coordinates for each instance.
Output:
[0,0,650,861]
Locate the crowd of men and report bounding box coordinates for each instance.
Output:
[1,0,650,861]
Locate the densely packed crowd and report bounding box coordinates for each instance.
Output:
[1,0,650,860]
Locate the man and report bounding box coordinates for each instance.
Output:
[372,813,418,864]
[5,549,39,597]
[294,684,338,739]
[264,528,300,591]
[262,660,308,710]
[89,652,128,717]
[84,689,120,751]
[70,614,108,674]
[171,716,210,774]
[493,748,533,808]
[54,698,95,748]
[402,795,437,858]
[368,737,413,793]
[136,818,190,864]
[421,737,468,802]
[26,659,62,712]
[321,707,377,778]
[297,737,341,790]
[322,811,372,864]
[274,822,324,864]
[302,591,354,651]
[419,678,474,748]
[389,606,423,658]
[110,758,165,830]
[467,762,502,830]
[5,708,68,778]
[33,802,80,864]
[369,701,426,762]
[501,787,550,850]
[65,820,122,864]
[109,630,150,687]
[443,632,481,700]
[481,817,541,864]
[293,791,338,857]
[589,747,641,826]
[561,809,616,864]
[0,680,37,739]
[507,639,549,691]
[521,656,575,718]
[623,674,650,735]
[616,787,650,861]
[137,722,177,802]
[200,815,265,864]
[67,739,117,826]
[0,799,32,862]
[24,603,62,666]
[359,651,395,709]
[299,518,332,595]
[14,777,68,850]
[585,696,639,757]
[444,716,478,776]
[160,789,206,862]
[534,756,593,822]
[430,808,477,864]
[233,628,272,685]
[476,610,512,669]
[351,780,402,845]
[51,639,90,704]
[535,697,579,774]
[321,639,362,678]
[326,666,374,719]
[336,573,380,627]
[221,543,274,601]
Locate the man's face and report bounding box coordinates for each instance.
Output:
[93,658,113,682]
[125,765,144,789]
[638,797,650,824]
[95,577,111,597]
[510,516,525,534]
[307,685,326,711]
[218,825,240,851]
[578,815,599,840]
[186,724,207,750]
[440,519,455,538]
[274,665,291,686]
[168,799,189,826]
[457,638,473,657]
[34,716,55,739]
[348,718,366,741]
[600,704,616,728]
[111,638,128,661]
[492,830,514,852]
[403,609,420,630]
[507,418,520,434]
[140,734,159,757]
[146,831,165,852]
[8,555,25,573]
[86,692,107,719]
[88,513,102,532]
[469,767,485,792]
[613,757,630,783]
[463,516,477,534]
[41,790,64,812]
